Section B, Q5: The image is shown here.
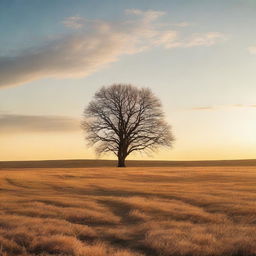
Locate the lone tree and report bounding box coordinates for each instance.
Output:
[82,84,174,167]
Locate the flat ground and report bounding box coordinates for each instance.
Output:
[0,164,256,256]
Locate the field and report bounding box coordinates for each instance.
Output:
[1,162,256,256]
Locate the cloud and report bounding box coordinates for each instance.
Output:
[0,9,226,88]
[184,32,226,47]
[165,32,226,48]
[174,22,191,27]
[125,9,165,22]
[0,114,80,133]
[248,45,256,54]
[191,106,214,110]
[189,104,256,111]
[62,16,84,29]
[232,104,246,108]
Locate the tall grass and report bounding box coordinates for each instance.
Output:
[0,166,256,255]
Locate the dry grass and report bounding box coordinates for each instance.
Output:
[0,166,256,255]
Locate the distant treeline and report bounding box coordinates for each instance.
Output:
[1,159,256,169]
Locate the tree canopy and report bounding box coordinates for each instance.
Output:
[82,84,174,167]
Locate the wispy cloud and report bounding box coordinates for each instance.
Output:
[62,16,84,29]
[189,104,256,111]
[183,32,225,47]
[0,114,80,133]
[191,106,214,110]
[173,22,191,27]
[125,9,165,21]
[0,9,226,88]
[165,32,226,48]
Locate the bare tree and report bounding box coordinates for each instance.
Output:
[82,84,174,167]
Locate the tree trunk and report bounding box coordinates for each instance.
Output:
[117,141,127,167]
[117,155,126,167]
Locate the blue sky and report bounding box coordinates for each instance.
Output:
[1,0,256,160]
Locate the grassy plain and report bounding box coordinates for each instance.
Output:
[0,161,256,255]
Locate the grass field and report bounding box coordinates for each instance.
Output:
[1,163,256,255]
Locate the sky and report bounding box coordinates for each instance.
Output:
[1,0,256,161]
